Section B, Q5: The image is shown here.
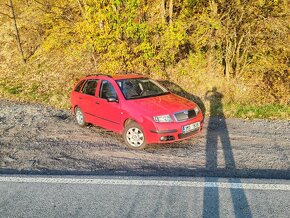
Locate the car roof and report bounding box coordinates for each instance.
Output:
[85,74,146,80]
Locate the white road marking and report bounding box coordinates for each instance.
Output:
[0,176,289,191]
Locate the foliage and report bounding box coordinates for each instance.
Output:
[0,0,289,119]
[230,104,290,120]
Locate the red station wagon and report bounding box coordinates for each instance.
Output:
[70,74,203,149]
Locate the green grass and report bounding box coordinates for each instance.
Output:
[5,86,23,95]
[225,103,290,120]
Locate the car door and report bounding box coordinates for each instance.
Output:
[95,80,122,132]
[71,79,86,109]
[78,79,99,124]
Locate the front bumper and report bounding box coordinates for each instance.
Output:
[144,112,203,144]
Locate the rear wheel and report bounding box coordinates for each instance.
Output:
[75,107,87,127]
[123,121,147,149]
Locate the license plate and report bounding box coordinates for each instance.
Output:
[182,122,200,134]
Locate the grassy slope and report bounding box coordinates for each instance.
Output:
[0,38,288,120]
[0,59,289,120]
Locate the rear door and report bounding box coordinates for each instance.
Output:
[78,79,99,124]
[71,79,86,109]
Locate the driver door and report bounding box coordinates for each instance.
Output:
[95,80,122,132]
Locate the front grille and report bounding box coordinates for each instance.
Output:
[178,129,199,139]
[174,109,196,122]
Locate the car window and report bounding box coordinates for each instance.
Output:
[117,78,169,100]
[74,80,85,92]
[81,80,98,96]
[100,80,117,99]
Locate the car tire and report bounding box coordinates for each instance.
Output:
[74,107,87,127]
[123,121,147,149]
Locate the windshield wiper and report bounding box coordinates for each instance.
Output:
[127,92,170,100]
[150,92,170,97]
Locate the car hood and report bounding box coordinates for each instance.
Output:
[127,93,197,116]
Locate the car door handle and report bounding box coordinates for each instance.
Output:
[95,102,100,104]
[79,97,83,100]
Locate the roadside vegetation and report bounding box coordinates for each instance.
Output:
[0,0,289,119]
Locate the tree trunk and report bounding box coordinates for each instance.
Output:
[76,0,86,18]
[142,0,148,21]
[161,0,166,23]
[234,33,246,78]
[91,51,98,72]
[8,0,26,63]
[224,37,232,79]
[169,0,173,25]
[207,0,218,75]
[207,29,215,75]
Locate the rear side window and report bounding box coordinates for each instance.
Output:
[81,80,98,96]
[74,80,85,92]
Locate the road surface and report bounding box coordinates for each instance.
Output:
[0,175,289,218]
[0,99,289,179]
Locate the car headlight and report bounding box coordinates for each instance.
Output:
[194,106,200,115]
[153,114,173,122]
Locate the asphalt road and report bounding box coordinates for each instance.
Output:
[0,175,289,218]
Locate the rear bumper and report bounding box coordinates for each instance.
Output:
[144,112,203,144]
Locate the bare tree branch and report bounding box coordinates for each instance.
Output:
[0,11,13,18]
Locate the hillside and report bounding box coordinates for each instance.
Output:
[0,0,289,119]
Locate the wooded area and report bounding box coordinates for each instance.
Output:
[0,0,289,118]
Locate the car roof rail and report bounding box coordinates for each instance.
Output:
[119,72,145,76]
[86,74,112,78]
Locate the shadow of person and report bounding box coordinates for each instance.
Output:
[157,80,206,117]
[203,87,252,218]
[204,87,235,169]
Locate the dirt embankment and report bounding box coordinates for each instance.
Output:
[0,99,289,178]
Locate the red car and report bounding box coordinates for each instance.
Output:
[70,74,203,149]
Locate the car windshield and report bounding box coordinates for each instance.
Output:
[116,78,170,100]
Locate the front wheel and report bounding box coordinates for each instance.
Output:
[123,122,147,149]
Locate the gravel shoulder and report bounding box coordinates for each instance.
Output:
[0,99,289,178]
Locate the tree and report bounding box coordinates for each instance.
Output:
[6,0,26,63]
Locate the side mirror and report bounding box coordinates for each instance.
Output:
[107,97,118,103]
